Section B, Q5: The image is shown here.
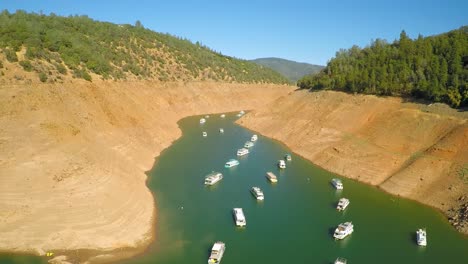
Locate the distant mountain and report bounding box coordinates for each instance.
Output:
[251,58,324,83]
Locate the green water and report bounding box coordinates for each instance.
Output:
[1,113,466,264]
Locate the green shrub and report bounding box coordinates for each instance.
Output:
[39,72,47,82]
[54,63,67,74]
[19,60,33,71]
[4,49,18,62]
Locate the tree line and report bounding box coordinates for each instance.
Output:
[0,10,288,84]
[298,27,468,107]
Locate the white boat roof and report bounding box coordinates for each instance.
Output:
[212,243,222,251]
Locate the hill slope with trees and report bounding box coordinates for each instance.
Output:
[0,10,289,84]
[251,57,323,82]
[298,27,468,107]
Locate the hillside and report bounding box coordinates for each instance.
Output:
[0,10,289,84]
[239,90,468,234]
[251,57,323,82]
[298,26,468,107]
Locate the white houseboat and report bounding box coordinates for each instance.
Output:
[266,172,278,183]
[416,228,427,246]
[237,148,249,156]
[250,187,264,200]
[333,222,354,240]
[208,241,225,264]
[337,198,350,211]
[244,141,254,148]
[225,159,240,168]
[233,208,246,227]
[204,172,223,186]
[331,178,344,190]
[278,160,286,169]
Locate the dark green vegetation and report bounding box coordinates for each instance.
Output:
[0,10,288,84]
[251,57,323,83]
[298,27,468,107]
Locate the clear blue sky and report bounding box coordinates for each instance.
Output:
[3,0,467,65]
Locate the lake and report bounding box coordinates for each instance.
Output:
[1,113,466,264]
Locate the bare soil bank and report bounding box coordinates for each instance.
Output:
[0,80,292,263]
[238,90,468,234]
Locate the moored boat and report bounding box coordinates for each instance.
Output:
[219,128,224,133]
[416,228,427,246]
[220,114,226,118]
[331,178,343,190]
[233,208,246,227]
[285,153,292,161]
[244,141,254,148]
[266,172,278,183]
[203,131,207,137]
[204,172,223,186]
[278,159,286,169]
[250,187,264,200]
[200,118,206,124]
[225,159,240,168]
[237,148,249,156]
[337,198,350,211]
[334,257,347,264]
[208,241,225,264]
[205,115,210,118]
[333,222,354,240]
[251,134,258,142]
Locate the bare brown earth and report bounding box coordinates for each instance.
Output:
[0,80,293,263]
[238,90,468,234]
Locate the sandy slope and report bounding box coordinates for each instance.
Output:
[0,80,292,263]
[238,90,468,233]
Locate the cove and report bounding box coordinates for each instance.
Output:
[124,114,467,263]
[0,113,466,264]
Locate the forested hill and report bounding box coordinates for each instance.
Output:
[251,57,323,83]
[298,27,468,107]
[0,10,289,84]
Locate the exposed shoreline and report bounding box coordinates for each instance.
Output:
[0,80,293,263]
[237,89,468,235]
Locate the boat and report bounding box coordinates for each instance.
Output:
[204,172,223,186]
[208,241,225,264]
[203,132,207,137]
[416,228,427,246]
[240,110,245,115]
[237,148,249,156]
[331,178,343,190]
[220,114,226,118]
[251,134,258,142]
[266,172,278,183]
[333,222,354,240]
[334,257,348,264]
[225,159,240,168]
[278,159,286,169]
[337,198,350,211]
[233,208,246,227]
[244,141,254,148]
[219,128,224,133]
[285,154,292,161]
[205,115,210,118]
[200,118,206,124]
[250,187,264,200]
